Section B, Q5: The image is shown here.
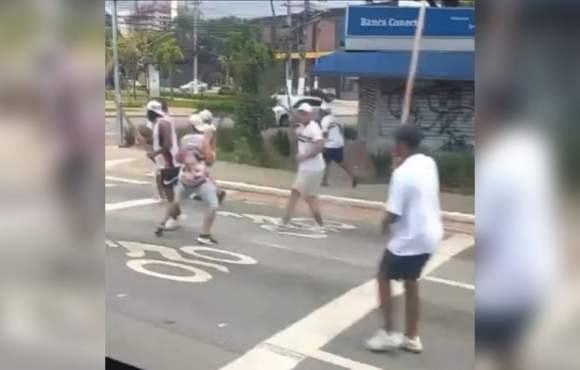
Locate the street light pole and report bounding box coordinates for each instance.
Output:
[193,0,200,95]
[297,0,309,95]
[111,0,124,145]
[286,0,293,95]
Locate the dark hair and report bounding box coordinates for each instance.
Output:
[394,125,423,150]
[147,110,162,123]
[157,98,169,113]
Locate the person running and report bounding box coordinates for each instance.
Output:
[196,109,226,202]
[140,99,168,200]
[278,103,326,232]
[155,114,221,245]
[146,100,182,232]
[320,107,358,188]
[366,125,443,354]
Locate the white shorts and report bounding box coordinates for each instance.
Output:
[292,170,324,197]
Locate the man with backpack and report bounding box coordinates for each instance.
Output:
[320,107,358,188]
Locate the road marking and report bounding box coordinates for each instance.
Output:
[106,158,138,169]
[423,276,475,291]
[105,198,160,212]
[218,234,474,370]
[106,176,151,185]
[311,350,385,370]
[105,184,116,188]
[126,259,213,283]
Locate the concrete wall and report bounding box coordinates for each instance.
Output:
[358,78,474,152]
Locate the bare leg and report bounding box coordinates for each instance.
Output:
[378,275,394,332]
[201,209,217,235]
[322,159,330,186]
[155,173,166,199]
[404,280,420,338]
[282,189,301,225]
[338,161,358,187]
[304,196,324,226]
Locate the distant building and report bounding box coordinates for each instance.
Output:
[255,7,358,99]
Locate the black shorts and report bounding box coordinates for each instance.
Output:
[160,167,180,187]
[380,249,431,281]
[475,309,534,355]
[323,147,344,163]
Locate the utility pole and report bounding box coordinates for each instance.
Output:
[111,0,124,145]
[193,0,200,95]
[297,0,310,95]
[285,0,293,95]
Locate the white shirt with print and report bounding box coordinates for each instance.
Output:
[296,121,326,172]
[386,153,443,256]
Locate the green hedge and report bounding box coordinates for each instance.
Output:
[370,150,474,193]
[271,129,291,157]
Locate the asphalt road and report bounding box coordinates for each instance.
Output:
[106,159,475,370]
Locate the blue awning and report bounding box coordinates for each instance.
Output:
[311,50,474,81]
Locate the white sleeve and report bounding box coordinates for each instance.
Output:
[320,117,330,133]
[311,124,324,142]
[386,170,406,216]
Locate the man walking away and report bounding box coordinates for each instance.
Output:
[279,103,326,232]
[366,125,443,353]
[320,107,358,188]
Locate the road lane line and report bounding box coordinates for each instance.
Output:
[311,350,385,370]
[423,276,475,291]
[106,198,161,213]
[106,158,138,169]
[218,234,474,370]
[106,176,151,185]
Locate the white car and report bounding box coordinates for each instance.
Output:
[272,95,328,126]
[179,79,208,93]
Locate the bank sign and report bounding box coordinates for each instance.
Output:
[345,6,475,51]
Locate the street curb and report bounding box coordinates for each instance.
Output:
[215,180,475,225]
[105,114,192,118]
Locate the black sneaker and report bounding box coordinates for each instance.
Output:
[197,234,218,245]
[352,177,359,189]
[218,190,227,205]
[154,225,164,237]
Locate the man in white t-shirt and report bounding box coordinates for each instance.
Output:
[320,107,358,188]
[278,102,326,231]
[366,125,443,354]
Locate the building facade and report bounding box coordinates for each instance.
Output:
[313,5,475,152]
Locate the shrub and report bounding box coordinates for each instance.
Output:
[432,151,473,190]
[271,129,291,157]
[344,126,358,141]
[371,150,392,182]
[217,126,236,153]
[218,86,235,95]
[234,94,274,158]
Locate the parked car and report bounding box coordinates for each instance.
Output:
[272,95,328,126]
[179,79,208,93]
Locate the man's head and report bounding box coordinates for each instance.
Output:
[199,109,213,125]
[146,100,165,123]
[296,102,313,124]
[393,125,424,158]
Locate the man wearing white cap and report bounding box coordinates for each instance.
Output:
[145,99,182,231]
[155,114,222,245]
[279,102,326,231]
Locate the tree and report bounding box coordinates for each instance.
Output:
[153,36,184,98]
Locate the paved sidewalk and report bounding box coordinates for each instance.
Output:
[106,146,474,214]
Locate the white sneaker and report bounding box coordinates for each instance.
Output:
[365,329,402,352]
[177,214,188,222]
[401,336,423,353]
[311,225,326,234]
[164,218,180,230]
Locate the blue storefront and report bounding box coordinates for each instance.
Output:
[312,5,475,152]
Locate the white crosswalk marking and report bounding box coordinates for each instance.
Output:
[218,234,474,370]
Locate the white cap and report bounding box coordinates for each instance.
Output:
[146,100,165,116]
[296,102,313,113]
[189,114,209,133]
[199,109,213,124]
